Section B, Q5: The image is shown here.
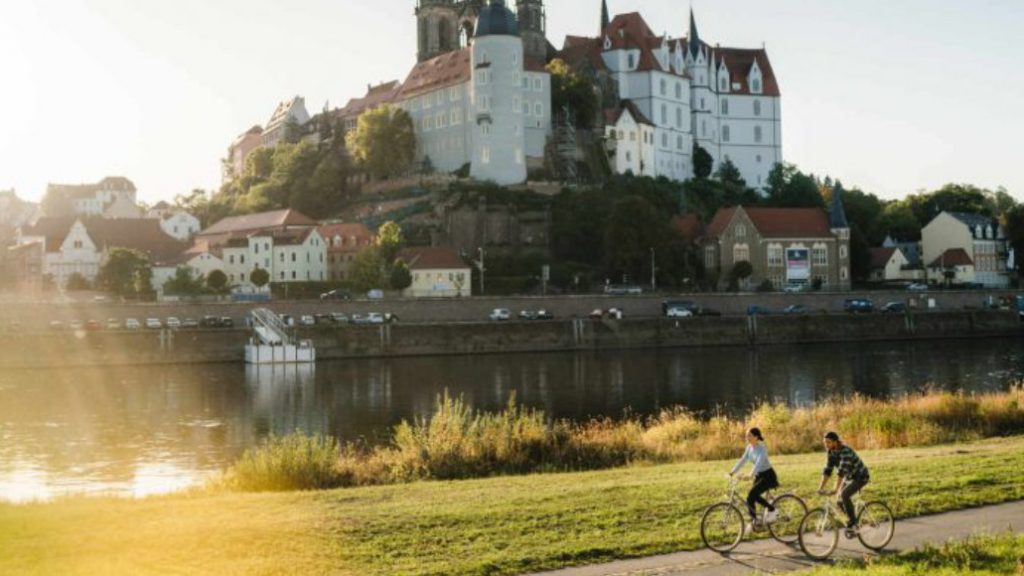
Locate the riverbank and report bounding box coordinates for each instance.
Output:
[2,436,1023,575]
[0,309,1019,368]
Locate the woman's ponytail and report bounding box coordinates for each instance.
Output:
[748,427,764,441]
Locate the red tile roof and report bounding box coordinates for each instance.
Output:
[606,99,654,126]
[318,223,374,252]
[671,214,703,244]
[929,248,974,268]
[339,81,402,119]
[397,49,472,100]
[716,47,781,97]
[706,207,834,239]
[397,247,468,270]
[869,247,897,270]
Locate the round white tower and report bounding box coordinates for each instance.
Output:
[470,0,527,185]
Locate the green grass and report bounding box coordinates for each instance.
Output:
[2,436,1024,575]
[220,387,1024,492]
[812,532,1024,575]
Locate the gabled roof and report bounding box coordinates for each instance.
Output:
[22,217,184,259]
[397,247,468,270]
[714,48,782,97]
[706,207,834,239]
[929,248,974,268]
[946,211,998,228]
[19,217,76,251]
[868,247,898,270]
[339,81,402,119]
[605,99,653,126]
[397,48,472,100]
[199,209,317,237]
[317,223,374,250]
[671,214,703,244]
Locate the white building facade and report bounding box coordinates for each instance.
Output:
[221,229,328,291]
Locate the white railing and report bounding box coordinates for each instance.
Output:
[251,308,291,345]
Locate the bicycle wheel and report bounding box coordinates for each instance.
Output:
[857,500,895,551]
[766,494,807,545]
[700,502,745,553]
[798,508,839,560]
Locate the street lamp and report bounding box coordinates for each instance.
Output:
[650,247,657,292]
[475,247,486,296]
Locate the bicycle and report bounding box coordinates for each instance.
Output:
[700,475,807,553]
[798,485,895,560]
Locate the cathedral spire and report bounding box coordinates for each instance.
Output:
[688,7,701,58]
[830,183,849,229]
[601,0,610,33]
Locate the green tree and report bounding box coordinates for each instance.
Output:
[65,273,91,291]
[377,221,404,263]
[765,163,825,208]
[715,159,758,207]
[693,144,713,180]
[728,260,753,292]
[162,266,205,296]
[207,269,228,292]
[1003,205,1024,279]
[96,248,152,299]
[345,105,415,179]
[250,267,270,290]
[546,58,600,129]
[604,196,669,284]
[390,259,413,291]
[349,248,386,292]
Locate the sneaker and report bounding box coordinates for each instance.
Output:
[764,509,779,524]
[744,520,761,535]
[844,526,859,539]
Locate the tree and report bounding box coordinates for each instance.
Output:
[377,221,404,263]
[390,259,413,291]
[250,267,270,290]
[207,269,228,292]
[349,248,386,292]
[604,195,669,284]
[162,266,206,296]
[1003,205,1024,279]
[345,105,415,179]
[546,58,600,129]
[715,159,758,207]
[66,273,91,291]
[692,144,713,180]
[96,248,151,299]
[728,260,753,292]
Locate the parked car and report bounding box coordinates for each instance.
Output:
[747,305,773,316]
[69,320,84,331]
[106,318,122,330]
[696,307,722,317]
[518,310,538,321]
[606,307,624,319]
[489,308,511,321]
[49,320,64,330]
[200,316,221,328]
[367,289,385,300]
[881,302,907,314]
[280,314,295,327]
[299,315,316,326]
[166,317,182,329]
[662,300,698,316]
[783,305,807,315]
[146,318,163,329]
[85,320,102,331]
[907,283,928,292]
[330,312,349,324]
[535,310,554,320]
[783,283,806,293]
[605,285,643,296]
[588,309,605,320]
[666,307,694,318]
[844,298,875,313]
[320,289,352,301]
[220,317,234,328]
[125,318,141,330]
[365,313,386,325]
[182,318,199,329]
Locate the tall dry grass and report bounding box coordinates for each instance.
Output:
[221,385,1024,492]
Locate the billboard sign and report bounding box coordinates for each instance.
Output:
[786,248,810,281]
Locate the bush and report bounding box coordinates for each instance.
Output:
[218,386,1024,492]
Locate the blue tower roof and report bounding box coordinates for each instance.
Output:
[475,0,519,37]
[830,185,849,229]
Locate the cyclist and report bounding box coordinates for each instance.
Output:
[729,427,779,531]
[818,431,870,538]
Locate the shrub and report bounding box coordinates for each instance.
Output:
[222,433,344,492]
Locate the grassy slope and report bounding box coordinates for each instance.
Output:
[2,437,1024,576]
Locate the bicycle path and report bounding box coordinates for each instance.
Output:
[526,500,1024,576]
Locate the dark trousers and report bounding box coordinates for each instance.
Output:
[840,477,869,527]
[746,468,779,519]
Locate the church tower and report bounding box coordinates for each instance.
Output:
[516,0,547,63]
[416,0,460,62]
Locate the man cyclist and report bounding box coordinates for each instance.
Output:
[818,431,870,538]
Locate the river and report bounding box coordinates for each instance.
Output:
[1,337,1022,502]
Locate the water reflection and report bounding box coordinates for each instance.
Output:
[1,338,1021,502]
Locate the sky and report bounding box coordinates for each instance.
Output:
[1,0,1022,205]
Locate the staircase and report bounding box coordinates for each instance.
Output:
[251,308,291,345]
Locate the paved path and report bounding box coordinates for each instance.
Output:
[527,500,1024,576]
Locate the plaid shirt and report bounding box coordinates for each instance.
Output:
[823,445,869,481]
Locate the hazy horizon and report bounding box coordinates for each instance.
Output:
[1,0,1021,205]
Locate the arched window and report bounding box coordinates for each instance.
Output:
[660,78,667,96]
[752,78,762,93]
[720,76,728,91]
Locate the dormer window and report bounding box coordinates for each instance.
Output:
[627,54,635,68]
[719,77,728,92]
[752,78,762,93]
[603,36,612,50]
